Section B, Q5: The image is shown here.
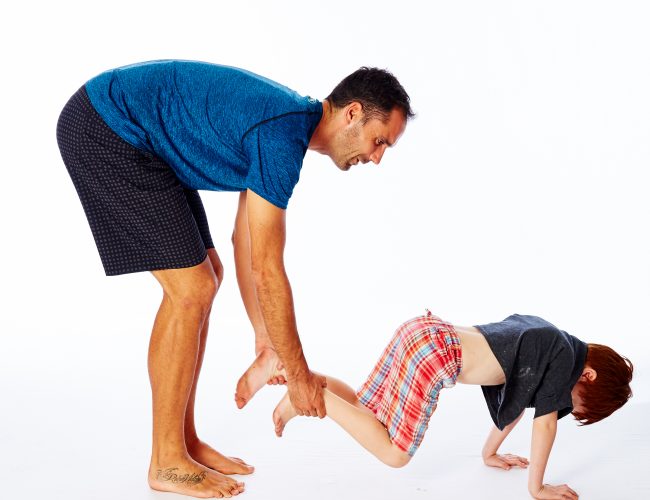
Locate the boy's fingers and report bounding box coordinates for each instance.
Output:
[564,485,578,498]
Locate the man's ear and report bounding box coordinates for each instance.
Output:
[345,101,363,124]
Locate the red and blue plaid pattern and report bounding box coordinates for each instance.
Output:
[356,311,462,456]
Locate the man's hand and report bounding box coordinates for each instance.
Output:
[484,453,529,470]
[530,483,579,499]
[287,371,327,418]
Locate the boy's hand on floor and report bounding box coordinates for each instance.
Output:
[484,453,529,470]
[530,483,578,499]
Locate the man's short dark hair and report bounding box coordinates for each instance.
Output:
[327,67,414,122]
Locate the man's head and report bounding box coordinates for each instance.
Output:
[571,344,633,425]
[318,67,414,171]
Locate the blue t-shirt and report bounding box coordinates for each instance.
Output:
[85,60,323,209]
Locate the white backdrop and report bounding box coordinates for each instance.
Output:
[1,1,648,499]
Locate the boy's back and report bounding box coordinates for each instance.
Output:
[475,314,588,430]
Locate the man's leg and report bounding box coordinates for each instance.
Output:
[147,258,245,498]
[232,191,285,408]
[183,248,254,475]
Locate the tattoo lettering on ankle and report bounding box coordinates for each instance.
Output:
[156,468,207,485]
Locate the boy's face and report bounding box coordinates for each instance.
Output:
[571,366,597,414]
[571,383,585,414]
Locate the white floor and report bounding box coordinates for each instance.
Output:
[3,2,649,499]
[2,317,648,500]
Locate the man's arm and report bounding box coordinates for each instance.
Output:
[482,411,529,470]
[232,191,272,350]
[528,412,578,499]
[245,189,326,417]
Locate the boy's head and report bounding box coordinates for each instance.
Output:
[571,343,633,425]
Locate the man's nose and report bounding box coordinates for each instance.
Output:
[370,146,386,165]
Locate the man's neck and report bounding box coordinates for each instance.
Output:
[308,99,333,155]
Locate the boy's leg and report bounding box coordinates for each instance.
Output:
[314,374,374,413]
[273,376,410,468]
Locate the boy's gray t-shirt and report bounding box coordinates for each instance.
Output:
[475,314,588,430]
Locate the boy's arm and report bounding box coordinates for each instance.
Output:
[528,412,578,499]
[482,411,529,470]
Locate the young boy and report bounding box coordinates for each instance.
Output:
[272,311,633,499]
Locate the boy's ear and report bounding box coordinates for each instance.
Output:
[582,367,597,382]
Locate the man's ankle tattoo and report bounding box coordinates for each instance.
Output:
[156,467,207,485]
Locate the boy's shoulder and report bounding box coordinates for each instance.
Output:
[476,314,586,381]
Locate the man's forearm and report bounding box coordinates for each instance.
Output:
[252,265,307,379]
[233,192,269,344]
[528,412,558,495]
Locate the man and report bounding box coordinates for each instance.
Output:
[56,60,413,498]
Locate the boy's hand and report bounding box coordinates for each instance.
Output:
[530,483,578,499]
[484,453,529,470]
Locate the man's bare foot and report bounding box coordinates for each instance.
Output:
[235,347,285,409]
[148,456,245,498]
[272,392,297,437]
[187,439,254,475]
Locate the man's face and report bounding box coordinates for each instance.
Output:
[330,105,407,171]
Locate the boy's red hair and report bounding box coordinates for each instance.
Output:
[572,343,633,425]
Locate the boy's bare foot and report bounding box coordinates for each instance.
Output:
[187,439,254,475]
[272,392,297,437]
[148,456,245,498]
[235,347,285,409]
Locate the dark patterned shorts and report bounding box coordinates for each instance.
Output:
[56,86,214,276]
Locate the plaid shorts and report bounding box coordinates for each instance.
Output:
[356,311,462,456]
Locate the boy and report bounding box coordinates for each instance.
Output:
[272,311,633,499]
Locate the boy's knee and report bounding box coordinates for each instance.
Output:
[382,446,411,468]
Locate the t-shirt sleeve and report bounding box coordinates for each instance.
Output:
[242,115,308,209]
[532,343,575,419]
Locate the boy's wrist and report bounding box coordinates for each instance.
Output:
[481,441,500,460]
[528,479,544,496]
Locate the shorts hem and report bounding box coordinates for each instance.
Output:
[103,249,208,276]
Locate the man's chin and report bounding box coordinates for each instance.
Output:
[337,162,351,172]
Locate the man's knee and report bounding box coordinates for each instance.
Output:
[206,249,224,287]
[156,264,219,312]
